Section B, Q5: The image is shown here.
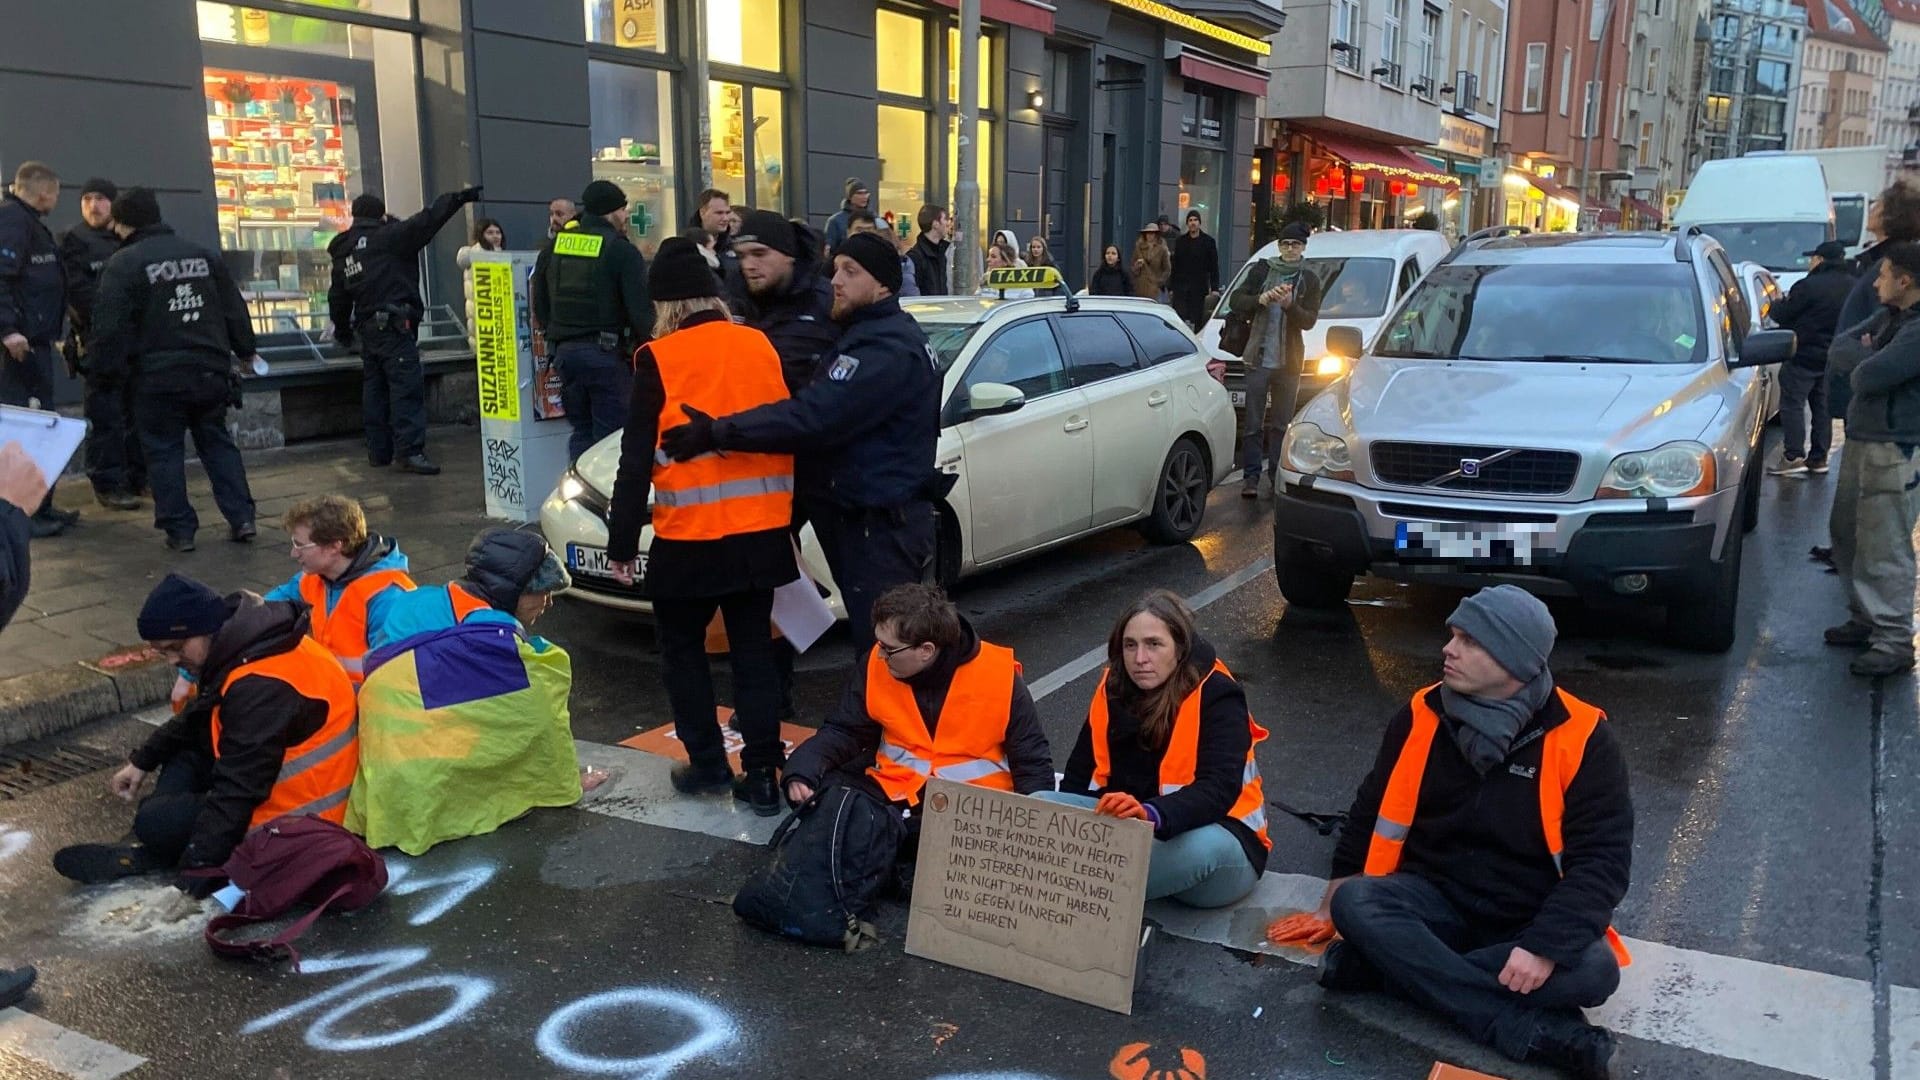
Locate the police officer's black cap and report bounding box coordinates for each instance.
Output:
[110,188,161,230]
[733,210,798,258]
[649,237,723,301]
[80,177,118,201]
[351,193,385,219]
[1805,240,1849,261]
[834,231,903,293]
[581,180,628,216]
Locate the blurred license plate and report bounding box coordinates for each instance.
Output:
[1230,390,1246,406]
[1395,522,1556,566]
[567,544,644,580]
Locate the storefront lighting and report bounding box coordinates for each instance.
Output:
[1502,171,1531,189]
[1405,182,1418,197]
[1388,179,1405,196]
[1272,173,1291,193]
[1350,173,1366,192]
[1027,90,1045,109]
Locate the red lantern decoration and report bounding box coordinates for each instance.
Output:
[1405,183,1419,198]
[1272,172,1291,194]
[1389,179,1406,197]
[1350,173,1366,193]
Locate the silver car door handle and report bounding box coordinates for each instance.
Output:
[1063,416,1089,432]
[1147,391,1169,407]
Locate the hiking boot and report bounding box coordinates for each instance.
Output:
[398,454,441,476]
[732,767,782,817]
[1824,621,1873,647]
[0,965,36,1009]
[669,761,735,795]
[1851,648,1916,677]
[52,842,158,885]
[1807,456,1830,474]
[1528,1013,1616,1080]
[95,491,142,511]
[1316,939,1386,992]
[164,533,196,553]
[229,521,257,544]
[28,515,69,539]
[1241,474,1259,499]
[1766,451,1808,476]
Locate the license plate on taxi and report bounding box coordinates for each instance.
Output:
[1395,522,1557,566]
[567,543,644,581]
[1230,390,1246,406]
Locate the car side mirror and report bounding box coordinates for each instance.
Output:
[1326,326,1365,358]
[1730,328,1796,368]
[966,381,1026,418]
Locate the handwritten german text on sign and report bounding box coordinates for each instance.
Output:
[473,261,519,421]
[906,780,1152,1014]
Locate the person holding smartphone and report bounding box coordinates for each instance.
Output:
[1223,221,1322,498]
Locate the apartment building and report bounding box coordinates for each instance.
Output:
[1625,0,1712,222]
[1500,0,1632,229]
[1791,0,1889,149]
[1410,0,1507,232]
[1877,0,1920,160]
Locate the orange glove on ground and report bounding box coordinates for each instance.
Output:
[1095,792,1152,821]
[1265,911,1338,952]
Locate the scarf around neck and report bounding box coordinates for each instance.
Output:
[1437,670,1555,776]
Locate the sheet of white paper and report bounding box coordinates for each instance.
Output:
[771,565,836,653]
[0,404,86,495]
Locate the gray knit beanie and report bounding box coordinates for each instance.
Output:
[1446,585,1556,683]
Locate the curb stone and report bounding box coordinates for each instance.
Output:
[0,648,174,749]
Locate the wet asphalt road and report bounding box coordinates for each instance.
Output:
[0,429,1913,1080]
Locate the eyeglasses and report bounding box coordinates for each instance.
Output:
[290,539,320,554]
[877,640,922,659]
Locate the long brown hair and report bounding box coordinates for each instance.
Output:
[1105,590,1203,752]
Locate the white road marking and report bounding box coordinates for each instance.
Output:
[573,741,781,845]
[0,1009,145,1080]
[1026,556,1275,701]
[1894,986,1920,1080]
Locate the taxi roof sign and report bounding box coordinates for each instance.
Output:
[983,266,1062,291]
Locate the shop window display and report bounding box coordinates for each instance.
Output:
[589,61,678,256]
[878,105,930,213]
[709,81,787,213]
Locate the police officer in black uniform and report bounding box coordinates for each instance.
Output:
[661,230,943,652]
[90,189,258,553]
[531,180,652,462]
[59,177,144,511]
[327,185,482,475]
[0,161,77,537]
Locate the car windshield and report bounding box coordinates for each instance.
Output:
[1833,196,1866,247]
[1690,222,1828,273]
[1212,256,1396,320]
[1374,261,1708,365]
[917,322,980,372]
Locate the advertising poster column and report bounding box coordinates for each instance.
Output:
[468,251,571,522]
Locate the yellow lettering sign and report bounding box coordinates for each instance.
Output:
[553,232,604,258]
[984,266,1063,290]
[473,261,519,422]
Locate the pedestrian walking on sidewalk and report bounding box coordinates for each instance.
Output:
[1826,242,1920,677]
[1169,210,1221,332]
[824,178,873,254]
[532,180,652,462]
[1225,221,1322,497]
[58,177,146,510]
[605,237,797,815]
[328,184,483,475]
[1131,223,1170,302]
[89,189,258,553]
[1766,241,1852,477]
[0,161,79,537]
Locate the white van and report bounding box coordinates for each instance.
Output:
[1198,229,1453,414]
[1673,156,1833,289]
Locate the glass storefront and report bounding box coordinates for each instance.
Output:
[1177,84,1229,234]
[196,2,420,330]
[588,61,678,257]
[708,81,788,212]
[876,7,997,231]
[878,105,929,211]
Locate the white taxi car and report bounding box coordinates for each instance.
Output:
[541,276,1238,615]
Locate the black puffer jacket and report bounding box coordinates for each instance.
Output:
[737,222,839,393]
[1059,635,1268,876]
[1330,684,1634,968]
[129,595,335,868]
[1770,260,1855,369]
[455,529,553,614]
[784,616,1055,800]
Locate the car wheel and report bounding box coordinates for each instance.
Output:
[1741,451,1761,534]
[1275,546,1354,610]
[1142,437,1210,544]
[1666,512,1743,652]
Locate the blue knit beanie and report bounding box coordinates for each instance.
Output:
[137,574,231,641]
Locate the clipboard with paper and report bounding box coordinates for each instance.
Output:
[0,404,87,494]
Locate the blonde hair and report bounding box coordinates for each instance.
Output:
[653,296,731,337]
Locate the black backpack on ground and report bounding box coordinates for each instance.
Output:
[733,784,905,951]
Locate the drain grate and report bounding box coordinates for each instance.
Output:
[0,744,120,799]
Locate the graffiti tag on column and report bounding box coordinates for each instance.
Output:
[483,437,524,508]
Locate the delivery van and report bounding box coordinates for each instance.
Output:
[1673,156,1833,288]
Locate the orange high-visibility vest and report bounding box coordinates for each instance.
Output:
[299,567,415,680]
[650,320,794,542]
[445,582,493,623]
[865,642,1020,806]
[1087,660,1272,851]
[1365,684,1633,968]
[212,636,359,830]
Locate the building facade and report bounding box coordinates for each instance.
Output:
[1695,0,1804,164]
[1626,0,1712,222]
[1876,0,1920,159]
[1498,0,1633,230]
[1411,0,1508,234]
[1790,0,1888,148]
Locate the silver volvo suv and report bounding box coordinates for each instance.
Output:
[1271,229,1797,651]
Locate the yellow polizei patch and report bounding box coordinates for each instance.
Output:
[554,232,604,257]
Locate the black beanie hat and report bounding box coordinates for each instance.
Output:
[845,177,869,199]
[80,177,118,202]
[649,236,723,301]
[1278,221,1313,242]
[137,573,231,641]
[581,180,627,216]
[733,209,798,258]
[350,193,385,220]
[834,231,902,293]
[110,188,162,231]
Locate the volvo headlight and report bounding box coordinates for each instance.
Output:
[1598,441,1716,499]
[1313,354,1348,377]
[1282,422,1354,479]
[558,472,587,502]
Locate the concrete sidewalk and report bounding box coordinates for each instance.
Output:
[1,427,502,746]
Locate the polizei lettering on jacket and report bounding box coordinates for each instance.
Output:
[145,256,212,284]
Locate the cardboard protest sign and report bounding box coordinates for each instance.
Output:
[906,779,1153,1014]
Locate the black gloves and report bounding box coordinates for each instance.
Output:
[457,185,485,205]
[659,406,719,462]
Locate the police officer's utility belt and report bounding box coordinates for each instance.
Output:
[357,305,416,333]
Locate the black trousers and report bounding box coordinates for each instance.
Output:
[655,590,786,773]
[555,340,632,462]
[1,343,58,515]
[358,323,428,462]
[132,747,217,866]
[1172,286,1211,331]
[807,499,936,654]
[84,374,146,495]
[133,369,255,538]
[1330,873,1622,1061]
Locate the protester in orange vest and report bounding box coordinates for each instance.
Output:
[605,236,799,816]
[782,583,1053,865]
[265,493,414,680]
[1312,586,1632,1080]
[1041,590,1270,908]
[52,574,357,899]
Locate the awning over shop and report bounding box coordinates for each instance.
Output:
[932,0,1056,34]
[1171,44,1268,95]
[1304,128,1460,187]
[1627,196,1663,224]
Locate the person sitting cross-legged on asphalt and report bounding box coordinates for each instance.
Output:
[781,584,1054,875]
[1312,585,1633,1080]
[53,575,358,898]
[1043,590,1270,909]
[264,494,414,682]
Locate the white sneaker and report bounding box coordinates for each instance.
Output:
[1766,451,1808,477]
